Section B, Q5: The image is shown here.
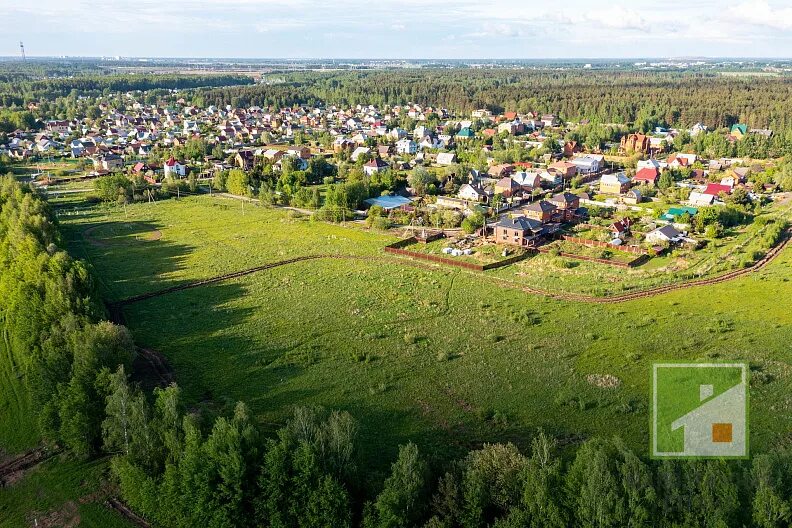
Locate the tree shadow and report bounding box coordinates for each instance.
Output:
[64,218,196,303]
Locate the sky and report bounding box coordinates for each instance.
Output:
[3,0,792,59]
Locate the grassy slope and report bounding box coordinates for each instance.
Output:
[52,195,792,480]
[0,458,131,528]
[0,334,38,454]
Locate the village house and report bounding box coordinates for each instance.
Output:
[94,154,123,172]
[494,177,520,198]
[549,161,577,180]
[633,167,659,186]
[522,200,558,223]
[351,146,370,162]
[495,216,544,247]
[396,138,417,155]
[541,114,560,127]
[620,133,650,153]
[570,154,603,175]
[235,150,255,170]
[623,188,643,205]
[729,124,748,141]
[488,164,514,179]
[600,172,631,195]
[646,224,683,245]
[549,192,580,221]
[511,171,541,191]
[263,148,284,162]
[563,141,581,158]
[610,218,632,239]
[363,157,388,176]
[164,156,186,178]
[287,145,312,159]
[458,183,490,203]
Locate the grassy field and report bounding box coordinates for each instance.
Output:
[59,195,395,302]
[402,237,526,265]
[49,194,792,481]
[0,458,132,528]
[0,337,38,453]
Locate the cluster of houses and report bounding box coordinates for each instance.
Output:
[596,152,761,208]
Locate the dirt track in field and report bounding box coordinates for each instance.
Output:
[106,227,790,308]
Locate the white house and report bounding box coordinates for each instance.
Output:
[637,159,667,171]
[396,139,417,155]
[645,225,682,244]
[688,192,715,207]
[570,154,604,174]
[164,156,186,178]
[690,122,708,136]
[363,158,388,176]
[511,171,541,190]
[458,183,489,203]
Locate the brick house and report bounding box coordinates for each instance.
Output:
[523,200,558,223]
[495,216,544,247]
[620,133,650,153]
[549,192,580,221]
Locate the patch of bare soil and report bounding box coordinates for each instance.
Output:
[28,501,80,528]
[142,229,162,241]
[586,373,621,388]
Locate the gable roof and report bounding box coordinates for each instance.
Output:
[704,183,732,195]
[634,167,659,182]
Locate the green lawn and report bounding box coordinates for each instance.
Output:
[0,458,133,528]
[49,194,792,479]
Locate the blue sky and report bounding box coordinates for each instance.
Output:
[3,0,792,58]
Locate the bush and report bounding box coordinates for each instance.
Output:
[368,216,392,231]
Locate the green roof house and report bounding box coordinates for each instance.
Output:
[663,206,698,221]
[730,124,748,139]
[456,127,475,140]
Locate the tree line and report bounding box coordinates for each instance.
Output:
[0,175,136,457]
[190,70,792,131]
[103,370,792,528]
[2,176,792,527]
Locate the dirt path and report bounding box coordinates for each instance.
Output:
[108,227,791,308]
[0,446,61,487]
[106,498,150,528]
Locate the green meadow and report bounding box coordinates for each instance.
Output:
[55,194,792,475]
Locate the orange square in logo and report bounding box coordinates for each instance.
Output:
[712,423,733,443]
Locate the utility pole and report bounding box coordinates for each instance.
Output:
[19,41,25,61]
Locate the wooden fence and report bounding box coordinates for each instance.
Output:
[561,235,649,255]
[385,238,530,271]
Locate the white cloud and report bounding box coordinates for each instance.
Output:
[726,0,792,31]
[582,7,650,31]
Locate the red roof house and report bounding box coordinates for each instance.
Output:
[704,183,732,196]
[633,167,659,186]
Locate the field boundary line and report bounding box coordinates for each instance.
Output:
[107,227,791,308]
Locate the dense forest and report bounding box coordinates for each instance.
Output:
[0,73,255,108]
[2,176,792,527]
[193,70,792,131]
